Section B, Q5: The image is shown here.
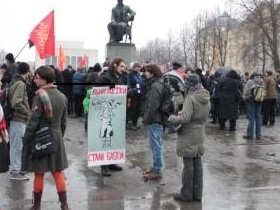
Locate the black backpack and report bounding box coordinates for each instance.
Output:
[158,82,175,118]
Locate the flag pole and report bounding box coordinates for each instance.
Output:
[15,41,29,60]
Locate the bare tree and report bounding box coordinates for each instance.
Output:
[179,26,198,68]
[237,0,280,70]
[215,11,231,66]
[194,11,209,70]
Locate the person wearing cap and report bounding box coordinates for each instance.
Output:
[168,73,210,202]
[172,62,186,80]
[242,71,265,140]
[8,62,31,180]
[3,53,18,86]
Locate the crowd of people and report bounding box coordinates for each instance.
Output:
[1,52,280,208]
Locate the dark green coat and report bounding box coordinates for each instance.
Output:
[21,87,68,173]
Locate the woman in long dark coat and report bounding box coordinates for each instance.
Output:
[219,69,241,131]
[21,66,70,210]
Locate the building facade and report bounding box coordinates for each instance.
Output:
[34,41,98,70]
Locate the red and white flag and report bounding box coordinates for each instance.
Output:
[78,55,87,69]
[29,10,55,59]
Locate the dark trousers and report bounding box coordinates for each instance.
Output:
[212,98,220,123]
[262,99,276,125]
[180,157,203,201]
[74,94,84,117]
[68,95,74,114]
[130,97,141,126]
[220,119,236,130]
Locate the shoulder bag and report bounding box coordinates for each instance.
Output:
[30,102,56,159]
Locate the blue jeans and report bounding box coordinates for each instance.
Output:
[148,123,163,173]
[246,101,262,138]
[9,121,27,173]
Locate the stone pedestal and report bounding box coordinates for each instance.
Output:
[106,43,136,66]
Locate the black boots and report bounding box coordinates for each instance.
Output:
[30,191,42,210]
[30,191,70,210]
[58,191,70,210]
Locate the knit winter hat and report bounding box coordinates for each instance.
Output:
[250,70,262,79]
[185,73,200,87]
[5,53,15,63]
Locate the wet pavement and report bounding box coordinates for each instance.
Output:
[1,115,280,210]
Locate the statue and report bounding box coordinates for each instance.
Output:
[107,0,136,43]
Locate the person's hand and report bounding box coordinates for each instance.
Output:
[168,115,175,122]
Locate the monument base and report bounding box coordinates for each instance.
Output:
[106,42,136,66]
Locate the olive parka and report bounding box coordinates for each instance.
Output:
[168,85,210,157]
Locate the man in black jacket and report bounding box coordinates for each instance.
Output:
[96,58,127,176]
[142,64,165,180]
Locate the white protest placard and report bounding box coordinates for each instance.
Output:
[87,85,127,167]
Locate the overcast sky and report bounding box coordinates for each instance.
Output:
[0,0,226,63]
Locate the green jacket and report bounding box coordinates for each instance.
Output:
[83,88,92,114]
[9,74,30,123]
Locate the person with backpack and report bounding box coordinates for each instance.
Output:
[168,73,210,202]
[242,71,265,140]
[142,64,165,180]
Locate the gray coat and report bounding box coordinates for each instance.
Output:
[169,85,210,157]
[21,87,68,173]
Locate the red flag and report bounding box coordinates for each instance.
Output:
[29,10,55,59]
[58,45,65,71]
[78,55,87,69]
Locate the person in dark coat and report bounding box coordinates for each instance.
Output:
[127,62,143,130]
[72,67,86,117]
[96,58,127,176]
[21,65,70,210]
[219,69,242,131]
[62,67,74,114]
[195,68,207,89]
[2,53,18,87]
[142,64,165,180]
